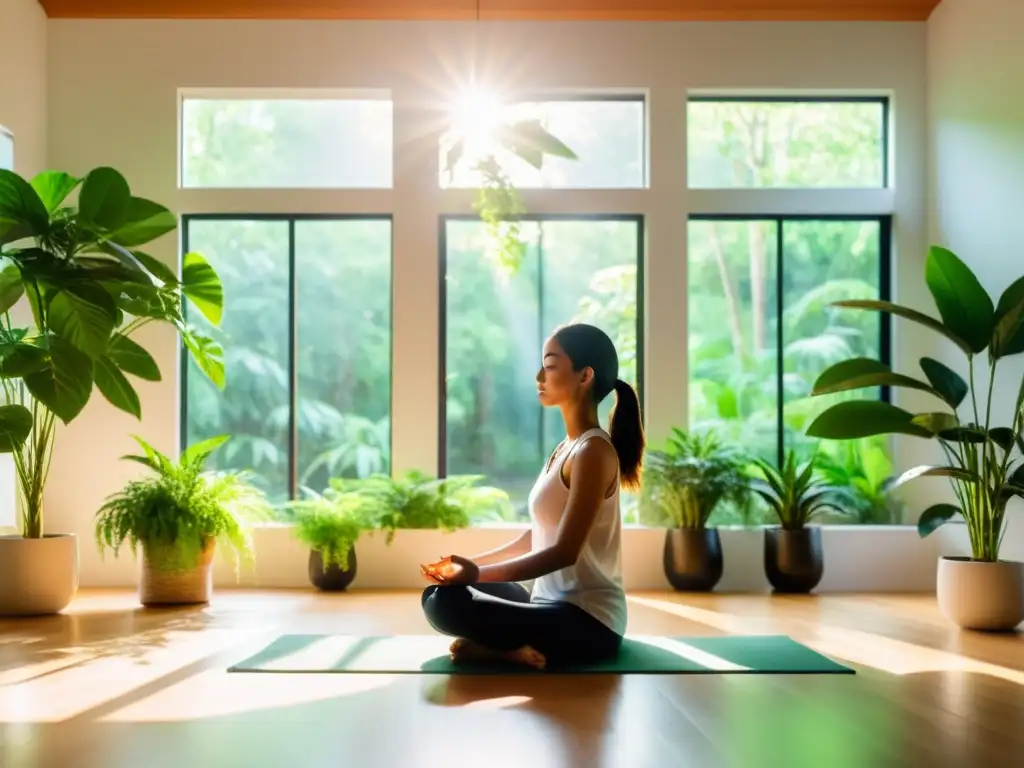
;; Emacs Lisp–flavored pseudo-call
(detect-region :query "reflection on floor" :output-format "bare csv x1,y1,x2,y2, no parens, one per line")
1,590,1021,767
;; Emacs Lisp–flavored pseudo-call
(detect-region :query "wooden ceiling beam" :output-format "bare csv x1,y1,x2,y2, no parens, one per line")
38,0,944,22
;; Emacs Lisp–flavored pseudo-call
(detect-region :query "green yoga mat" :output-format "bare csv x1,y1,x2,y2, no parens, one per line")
227,634,854,675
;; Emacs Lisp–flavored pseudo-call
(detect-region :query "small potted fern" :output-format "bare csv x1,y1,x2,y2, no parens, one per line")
641,428,752,591
753,450,844,594
95,435,272,606
290,485,375,591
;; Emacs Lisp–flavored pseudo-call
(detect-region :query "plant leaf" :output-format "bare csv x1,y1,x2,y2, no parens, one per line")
78,167,132,232
30,171,81,214
181,251,223,325
806,400,934,440
0,404,33,452
23,337,95,424
911,412,960,435
0,339,48,378
919,357,968,409
48,281,118,358
924,246,994,354
832,299,974,356
94,355,141,419
917,503,959,538
991,276,1024,358
893,464,977,488
131,250,179,285
106,333,161,381
988,427,1016,453
108,197,177,248
181,434,230,467
0,169,49,244
810,357,941,400
181,325,225,389
0,262,24,314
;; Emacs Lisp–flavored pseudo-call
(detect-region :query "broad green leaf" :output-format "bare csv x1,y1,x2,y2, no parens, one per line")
924,246,994,354
106,333,161,381
810,357,941,400
987,427,1016,453
0,262,24,314
496,120,577,168
806,400,934,440
938,425,1013,449
78,167,132,231
0,339,48,378
918,357,968,409
893,464,977,488
131,250,178,285
911,412,960,435
181,434,230,467
108,197,177,248
832,299,973,356
23,338,94,424
917,503,960,538
30,171,81,213
48,281,118,359
0,169,49,244
991,276,1024,358
94,355,141,419
181,251,223,325
0,404,33,452
181,326,225,389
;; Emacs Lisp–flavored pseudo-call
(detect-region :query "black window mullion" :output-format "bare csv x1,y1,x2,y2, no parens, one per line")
287,218,298,501
776,217,785,469
537,224,546,455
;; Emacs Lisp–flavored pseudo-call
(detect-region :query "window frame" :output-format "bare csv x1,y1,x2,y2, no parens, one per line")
179,212,395,502
686,95,892,189
436,212,647,478
687,212,893,469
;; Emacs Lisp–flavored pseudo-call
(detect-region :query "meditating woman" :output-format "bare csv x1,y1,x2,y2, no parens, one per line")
420,323,645,670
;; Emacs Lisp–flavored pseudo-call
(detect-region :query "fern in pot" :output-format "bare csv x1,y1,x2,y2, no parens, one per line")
95,435,271,606
753,450,845,594
640,428,752,592
289,485,376,592
806,245,1024,630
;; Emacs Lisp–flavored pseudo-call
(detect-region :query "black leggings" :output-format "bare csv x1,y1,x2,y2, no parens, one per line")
421,582,622,667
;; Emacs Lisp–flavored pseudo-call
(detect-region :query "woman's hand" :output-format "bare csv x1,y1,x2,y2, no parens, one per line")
420,554,479,586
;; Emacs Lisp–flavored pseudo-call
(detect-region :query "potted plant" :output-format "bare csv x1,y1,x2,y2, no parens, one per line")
753,450,843,594
289,483,376,591
640,428,752,591
95,435,270,606
806,245,1024,630
0,167,224,616
332,470,515,542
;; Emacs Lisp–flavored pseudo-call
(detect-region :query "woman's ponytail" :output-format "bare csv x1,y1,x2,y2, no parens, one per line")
609,378,645,490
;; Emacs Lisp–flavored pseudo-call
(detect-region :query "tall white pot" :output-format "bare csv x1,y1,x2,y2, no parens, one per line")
937,556,1024,631
0,533,80,616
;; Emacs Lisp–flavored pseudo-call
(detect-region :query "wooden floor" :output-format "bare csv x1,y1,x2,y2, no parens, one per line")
1,590,1022,768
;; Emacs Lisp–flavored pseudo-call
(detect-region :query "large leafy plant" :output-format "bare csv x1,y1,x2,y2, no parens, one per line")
0,167,224,538
330,470,514,542
806,246,1024,561
441,114,576,272
95,435,271,572
289,488,376,572
752,451,843,531
640,428,752,529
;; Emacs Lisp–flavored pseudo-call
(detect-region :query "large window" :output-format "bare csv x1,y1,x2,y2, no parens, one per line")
180,94,393,188
687,97,888,188
441,216,644,522
182,216,392,512
443,96,647,189
687,216,892,524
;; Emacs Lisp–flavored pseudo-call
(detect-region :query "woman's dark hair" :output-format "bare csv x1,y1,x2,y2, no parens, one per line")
551,323,645,490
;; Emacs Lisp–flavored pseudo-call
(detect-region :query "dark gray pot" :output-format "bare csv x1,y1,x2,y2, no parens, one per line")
663,528,724,592
764,527,823,593
308,548,357,592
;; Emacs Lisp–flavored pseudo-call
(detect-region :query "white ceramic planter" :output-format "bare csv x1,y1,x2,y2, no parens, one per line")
0,533,80,616
937,556,1024,631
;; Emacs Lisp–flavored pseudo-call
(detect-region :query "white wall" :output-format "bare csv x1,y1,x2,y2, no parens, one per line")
0,0,46,532
46,19,934,590
927,0,1024,564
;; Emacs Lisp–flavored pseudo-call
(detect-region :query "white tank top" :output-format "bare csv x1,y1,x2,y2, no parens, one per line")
528,427,627,636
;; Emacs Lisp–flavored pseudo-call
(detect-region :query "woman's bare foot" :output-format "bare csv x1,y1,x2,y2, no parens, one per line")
449,638,546,670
